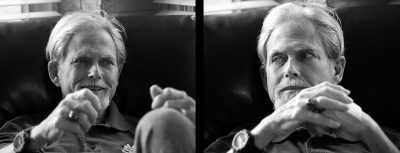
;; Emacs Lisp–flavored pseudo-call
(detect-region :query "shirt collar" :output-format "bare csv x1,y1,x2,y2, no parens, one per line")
103,101,131,132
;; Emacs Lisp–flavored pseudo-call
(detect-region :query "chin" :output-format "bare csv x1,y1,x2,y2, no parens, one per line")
274,91,300,109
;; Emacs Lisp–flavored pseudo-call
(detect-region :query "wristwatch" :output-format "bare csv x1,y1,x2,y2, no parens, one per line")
231,129,260,153
13,127,34,153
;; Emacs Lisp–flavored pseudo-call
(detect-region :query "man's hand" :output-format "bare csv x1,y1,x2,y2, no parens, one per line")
29,89,102,150
319,102,363,141
251,82,353,149
150,85,195,124
320,89,400,153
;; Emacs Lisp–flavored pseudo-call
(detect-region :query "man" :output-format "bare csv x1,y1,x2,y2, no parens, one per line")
206,1,400,153
0,11,195,153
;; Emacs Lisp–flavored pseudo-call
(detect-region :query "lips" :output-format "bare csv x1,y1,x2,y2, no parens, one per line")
279,86,306,93
79,85,106,91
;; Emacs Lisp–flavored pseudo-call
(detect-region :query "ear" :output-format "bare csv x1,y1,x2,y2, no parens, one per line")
333,56,346,84
48,61,61,87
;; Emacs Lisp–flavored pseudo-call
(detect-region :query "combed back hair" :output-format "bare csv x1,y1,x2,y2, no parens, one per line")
45,10,126,68
257,0,344,65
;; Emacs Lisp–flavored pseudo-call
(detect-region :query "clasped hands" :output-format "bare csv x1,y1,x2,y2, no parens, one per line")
252,82,368,149
29,85,195,150
149,85,196,124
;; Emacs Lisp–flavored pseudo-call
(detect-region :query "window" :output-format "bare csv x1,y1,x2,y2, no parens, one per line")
153,0,195,15
0,0,61,22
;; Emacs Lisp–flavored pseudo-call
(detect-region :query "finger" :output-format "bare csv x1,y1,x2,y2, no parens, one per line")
76,113,91,132
311,85,353,104
74,100,98,124
162,87,187,98
313,96,349,112
182,109,196,124
75,89,102,112
301,111,341,129
150,84,163,99
313,82,350,95
152,88,187,109
163,99,194,111
56,111,85,135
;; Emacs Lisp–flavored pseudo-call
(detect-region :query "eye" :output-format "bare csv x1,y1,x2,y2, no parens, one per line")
74,57,90,65
298,51,316,61
100,59,115,66
271,54,286,64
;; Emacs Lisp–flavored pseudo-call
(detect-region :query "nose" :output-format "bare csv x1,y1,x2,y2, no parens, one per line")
283,58,300,78
88,63,101,80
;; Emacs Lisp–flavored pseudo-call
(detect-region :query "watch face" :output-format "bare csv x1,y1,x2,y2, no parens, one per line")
13,132,25,152
232,130,250,150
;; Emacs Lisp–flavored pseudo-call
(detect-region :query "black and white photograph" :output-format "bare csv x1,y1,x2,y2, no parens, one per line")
1,0,400,153
0,0,195,152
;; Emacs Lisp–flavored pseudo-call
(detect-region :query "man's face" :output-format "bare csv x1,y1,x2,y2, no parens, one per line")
264,19,336,109
57,28,120,111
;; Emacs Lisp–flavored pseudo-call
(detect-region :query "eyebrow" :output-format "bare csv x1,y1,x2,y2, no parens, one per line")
270,44,317,54
74,52,116,59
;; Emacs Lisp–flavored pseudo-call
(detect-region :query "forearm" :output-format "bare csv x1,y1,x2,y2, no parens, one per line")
251,117,275,150
361,114,400,153
0,127,46,153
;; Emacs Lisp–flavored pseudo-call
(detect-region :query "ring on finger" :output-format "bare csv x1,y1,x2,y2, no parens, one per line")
307,98,323,113
68,109,79,122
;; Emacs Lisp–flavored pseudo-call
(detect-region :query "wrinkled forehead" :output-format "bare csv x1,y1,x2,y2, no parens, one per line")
266,19,323,55
67,28,117,58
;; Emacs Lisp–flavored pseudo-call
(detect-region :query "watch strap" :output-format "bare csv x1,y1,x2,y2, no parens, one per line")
13,127,38,153
232,129,261,153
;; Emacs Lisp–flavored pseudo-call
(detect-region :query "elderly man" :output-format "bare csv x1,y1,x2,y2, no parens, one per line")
206,1,400,153
0,11,195,153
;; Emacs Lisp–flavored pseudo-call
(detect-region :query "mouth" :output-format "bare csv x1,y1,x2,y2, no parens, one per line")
79,85,106,92
279,86,306,93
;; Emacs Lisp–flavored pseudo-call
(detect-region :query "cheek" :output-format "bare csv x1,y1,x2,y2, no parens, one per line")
305,63,335,85
104,68,120,87
266,69,279,97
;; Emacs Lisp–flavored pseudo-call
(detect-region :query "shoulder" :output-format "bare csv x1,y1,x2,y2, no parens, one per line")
0,114,47,148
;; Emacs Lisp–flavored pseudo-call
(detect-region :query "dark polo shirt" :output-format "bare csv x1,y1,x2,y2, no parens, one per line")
205,124,400,153
0,102,139,153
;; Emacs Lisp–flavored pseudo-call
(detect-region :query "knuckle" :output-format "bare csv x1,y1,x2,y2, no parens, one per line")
81,88,91,95
82,100,90,107
315,96,326,102
65,93,74,99
322,81,330,86
164,88,174,94
181,90,187,95
321,86,331,93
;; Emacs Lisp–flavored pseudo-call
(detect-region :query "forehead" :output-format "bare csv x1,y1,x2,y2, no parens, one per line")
266,19,324,56
67,28,117,58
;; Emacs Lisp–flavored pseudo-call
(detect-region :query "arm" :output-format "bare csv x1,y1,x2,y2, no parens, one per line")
0,130,46,153
359,114,399,153
321,100,399,153
0,89,102,152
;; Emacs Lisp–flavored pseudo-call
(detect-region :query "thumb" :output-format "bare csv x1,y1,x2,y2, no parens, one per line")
150,84,163,99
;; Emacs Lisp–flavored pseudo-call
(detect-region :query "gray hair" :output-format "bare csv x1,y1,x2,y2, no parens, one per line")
257,1,344,65
45,10,126,68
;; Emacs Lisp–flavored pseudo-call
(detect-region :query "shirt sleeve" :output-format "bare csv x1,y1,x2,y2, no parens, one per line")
204,132,236,153
0,115,44,149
